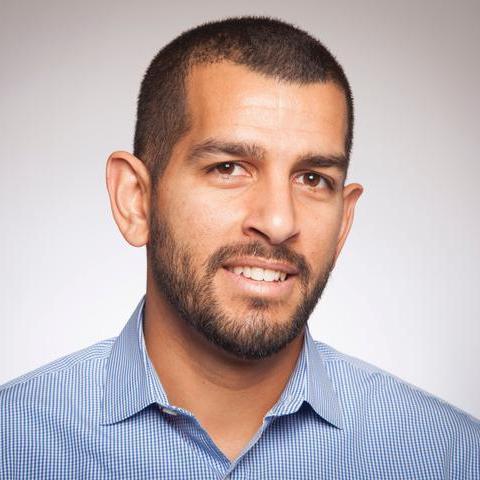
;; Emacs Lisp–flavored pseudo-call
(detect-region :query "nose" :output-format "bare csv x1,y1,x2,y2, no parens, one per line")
241,177,300,245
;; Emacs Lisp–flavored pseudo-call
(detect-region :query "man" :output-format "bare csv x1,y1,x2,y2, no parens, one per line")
1,16,478,479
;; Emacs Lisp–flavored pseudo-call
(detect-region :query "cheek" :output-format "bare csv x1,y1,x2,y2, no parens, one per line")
165,190,240,251
302,207,343,258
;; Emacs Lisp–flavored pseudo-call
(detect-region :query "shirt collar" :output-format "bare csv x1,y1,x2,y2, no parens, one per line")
102,297,344,430
102,296,167,425
268,324,344,429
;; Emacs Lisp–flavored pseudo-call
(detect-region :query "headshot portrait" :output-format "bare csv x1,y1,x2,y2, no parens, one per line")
1,1,479,479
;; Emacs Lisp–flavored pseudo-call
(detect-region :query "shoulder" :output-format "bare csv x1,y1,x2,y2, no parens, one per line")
308,340,479,477
314,341,479,476
0,337,116,407
315,340,480,440
0,337,117,475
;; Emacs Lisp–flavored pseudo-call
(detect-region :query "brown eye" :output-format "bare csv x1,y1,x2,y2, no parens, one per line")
216,162,235,175
303,172,324,187
295,172,332,191
210,162,247,177
305,173,320,186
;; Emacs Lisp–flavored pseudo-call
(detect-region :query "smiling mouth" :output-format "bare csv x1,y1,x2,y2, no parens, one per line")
220,266,297,301
224,265,291,282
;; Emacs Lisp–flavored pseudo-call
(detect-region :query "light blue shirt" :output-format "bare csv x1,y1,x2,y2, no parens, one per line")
1,297,479,479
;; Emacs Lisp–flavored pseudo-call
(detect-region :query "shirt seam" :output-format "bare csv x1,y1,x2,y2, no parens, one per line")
0,341,115,393
324,356,479,424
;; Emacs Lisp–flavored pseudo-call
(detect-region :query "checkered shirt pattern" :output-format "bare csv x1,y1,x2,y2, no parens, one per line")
1,296,479,479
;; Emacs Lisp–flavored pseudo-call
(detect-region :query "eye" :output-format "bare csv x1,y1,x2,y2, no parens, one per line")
209,162,247,177
296,172,332,190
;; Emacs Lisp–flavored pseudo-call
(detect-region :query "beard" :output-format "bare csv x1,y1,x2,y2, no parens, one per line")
148,208,335,360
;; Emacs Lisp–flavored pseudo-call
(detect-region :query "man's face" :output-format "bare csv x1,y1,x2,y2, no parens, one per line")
148,62,351,360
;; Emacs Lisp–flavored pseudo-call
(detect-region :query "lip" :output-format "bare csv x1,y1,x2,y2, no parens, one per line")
221,266,296,299
222,257,299,275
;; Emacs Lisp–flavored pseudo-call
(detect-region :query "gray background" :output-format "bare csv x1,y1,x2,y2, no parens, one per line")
1,0,479,418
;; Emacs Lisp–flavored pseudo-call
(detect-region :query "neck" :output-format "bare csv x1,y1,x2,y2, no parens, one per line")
143,279,305,429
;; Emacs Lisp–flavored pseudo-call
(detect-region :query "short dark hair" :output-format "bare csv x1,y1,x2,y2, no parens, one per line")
134,16,353,187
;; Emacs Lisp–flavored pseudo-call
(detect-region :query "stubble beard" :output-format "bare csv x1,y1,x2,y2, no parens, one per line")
148,208,335,360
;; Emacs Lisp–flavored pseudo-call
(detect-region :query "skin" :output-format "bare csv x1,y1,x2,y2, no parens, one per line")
106,62,363,461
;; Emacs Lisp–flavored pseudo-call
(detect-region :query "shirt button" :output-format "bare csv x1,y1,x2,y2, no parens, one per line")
162,407,178,416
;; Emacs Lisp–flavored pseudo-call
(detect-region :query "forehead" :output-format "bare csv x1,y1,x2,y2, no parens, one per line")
183,62,348,157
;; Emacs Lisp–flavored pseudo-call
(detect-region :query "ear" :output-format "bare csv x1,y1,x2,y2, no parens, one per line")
333,182,364,264
105,151,151,247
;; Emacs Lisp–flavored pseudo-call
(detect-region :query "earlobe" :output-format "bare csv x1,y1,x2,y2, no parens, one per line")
333,183,364,264
105,151,151,247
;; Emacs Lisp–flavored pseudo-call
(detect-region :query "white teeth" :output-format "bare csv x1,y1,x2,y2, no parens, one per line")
228,266,288,282
233,266,243,276
250,267,264,281
263,269,277,282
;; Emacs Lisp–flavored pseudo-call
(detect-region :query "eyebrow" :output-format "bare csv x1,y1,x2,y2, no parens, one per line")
187,139,266,163
296,152,348,172
186,138,348,173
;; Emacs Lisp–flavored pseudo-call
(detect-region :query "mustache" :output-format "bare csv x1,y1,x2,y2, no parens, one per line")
205,240,311,284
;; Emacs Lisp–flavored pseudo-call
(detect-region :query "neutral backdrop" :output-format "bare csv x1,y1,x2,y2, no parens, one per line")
1,0,479,418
